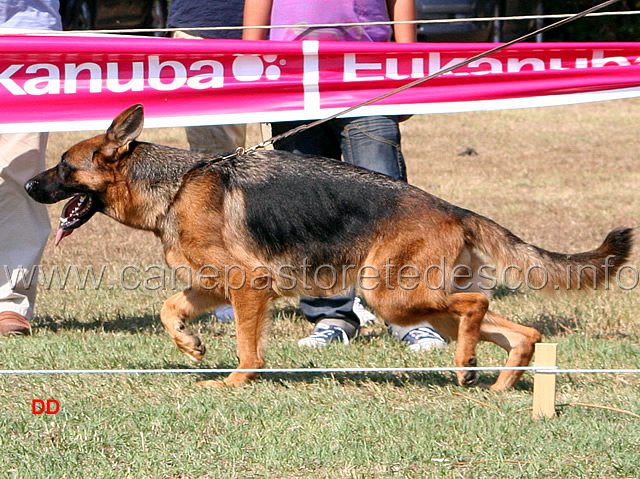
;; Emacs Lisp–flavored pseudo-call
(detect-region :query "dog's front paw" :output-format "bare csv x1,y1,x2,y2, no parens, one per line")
175,334,206,362
195,373,256,388
196,379,227,388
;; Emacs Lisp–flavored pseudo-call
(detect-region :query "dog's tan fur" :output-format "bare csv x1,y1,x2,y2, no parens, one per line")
25,105,633,390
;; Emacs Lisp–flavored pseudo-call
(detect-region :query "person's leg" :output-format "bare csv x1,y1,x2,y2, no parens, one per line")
272,121,341,160
0,133,51,334
271,121,361,345
387,323,448,352
185,123,247,156
338,116,447,351
297,293,361,346
338,115,407,181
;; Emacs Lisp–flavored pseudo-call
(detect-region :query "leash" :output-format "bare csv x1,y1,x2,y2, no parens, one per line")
229,0,621,158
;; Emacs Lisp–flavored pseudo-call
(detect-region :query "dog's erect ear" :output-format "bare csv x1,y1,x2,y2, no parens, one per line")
105,104,144,149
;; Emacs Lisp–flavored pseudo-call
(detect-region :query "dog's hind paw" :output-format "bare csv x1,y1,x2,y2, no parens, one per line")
457,357,479,387
460,370,479,387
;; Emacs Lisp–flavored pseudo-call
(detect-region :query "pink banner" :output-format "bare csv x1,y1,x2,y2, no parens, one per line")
1,34,639,133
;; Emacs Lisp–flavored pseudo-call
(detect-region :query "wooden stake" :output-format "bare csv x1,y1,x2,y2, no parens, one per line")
532,343,558,419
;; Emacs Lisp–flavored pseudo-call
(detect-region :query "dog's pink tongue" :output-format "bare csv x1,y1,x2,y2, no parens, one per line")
54,227,73,246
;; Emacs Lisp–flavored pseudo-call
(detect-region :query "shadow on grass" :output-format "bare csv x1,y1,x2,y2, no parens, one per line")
529,313,580,336
122,358,459,388
32,313,162,334
193,370,534,391
31,311,225,334
265,371,533,391
121,359,534,391
491,285,523,300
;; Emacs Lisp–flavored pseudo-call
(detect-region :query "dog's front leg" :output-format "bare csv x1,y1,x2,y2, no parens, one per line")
160,288,222,362
199,285,273,388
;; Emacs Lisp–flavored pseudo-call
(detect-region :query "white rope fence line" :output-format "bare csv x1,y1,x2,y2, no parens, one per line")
24,10,640,36
1,366,640,375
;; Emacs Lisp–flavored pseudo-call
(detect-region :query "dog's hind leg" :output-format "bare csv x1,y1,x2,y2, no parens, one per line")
443,292,489,387
395,305,541,390
365,288,488,388
444,248,541,389
160,288,223,362
478,311,542,391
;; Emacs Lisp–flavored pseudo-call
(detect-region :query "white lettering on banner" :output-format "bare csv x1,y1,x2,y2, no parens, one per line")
106,62,145,92
507,58,545,72
0,64,25,95
187,60,224,89
24,63,60,95
344,53,384,81
386,58,409,80
411,58,424,78
64,62,102,94
468,57,503,75
0,57,229,95
0,49,638,98
342,49,640,82
428,53,467,76
549,59,569,70
148,56,187,91
591,50,631,67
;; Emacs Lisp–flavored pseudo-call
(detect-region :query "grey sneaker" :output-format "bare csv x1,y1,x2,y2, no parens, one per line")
298,323,352,348
402,326,447,352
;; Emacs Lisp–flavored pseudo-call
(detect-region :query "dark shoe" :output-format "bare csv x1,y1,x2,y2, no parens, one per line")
0,312,31,336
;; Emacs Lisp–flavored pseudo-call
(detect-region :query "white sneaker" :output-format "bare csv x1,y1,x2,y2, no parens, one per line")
298,323,351,348
401,326,447,352
353,297,376,327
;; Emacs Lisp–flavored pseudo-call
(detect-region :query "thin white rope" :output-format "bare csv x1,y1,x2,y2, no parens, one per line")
1,366,640,375
0,366,538,375
16,10,640,36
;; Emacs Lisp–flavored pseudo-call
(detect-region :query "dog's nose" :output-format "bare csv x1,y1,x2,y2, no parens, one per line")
24,179,38,194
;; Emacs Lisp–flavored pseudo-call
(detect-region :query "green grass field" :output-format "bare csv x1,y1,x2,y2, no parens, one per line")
1,99,639,478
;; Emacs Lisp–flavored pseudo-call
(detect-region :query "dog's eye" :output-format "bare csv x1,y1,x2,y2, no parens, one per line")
57,161,77,180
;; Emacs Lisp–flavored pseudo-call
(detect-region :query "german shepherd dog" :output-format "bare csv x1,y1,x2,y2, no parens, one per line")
25,105,632,390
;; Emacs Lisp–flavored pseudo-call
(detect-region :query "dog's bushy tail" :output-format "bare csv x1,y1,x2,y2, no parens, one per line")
462,214,633,291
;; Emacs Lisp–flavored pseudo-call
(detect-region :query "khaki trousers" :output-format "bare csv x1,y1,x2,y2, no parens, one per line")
0,133,51,319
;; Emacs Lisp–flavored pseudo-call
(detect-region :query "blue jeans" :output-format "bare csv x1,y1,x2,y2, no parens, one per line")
272,116,407,181
271,116,407,327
